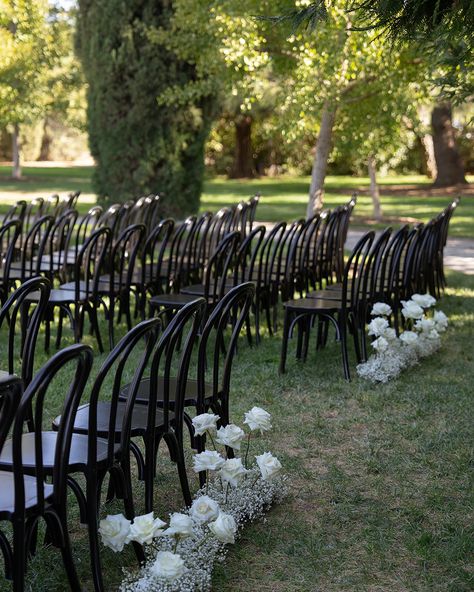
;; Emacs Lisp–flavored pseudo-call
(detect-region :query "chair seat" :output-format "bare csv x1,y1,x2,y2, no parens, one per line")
60,279,122,294
149,293,198,309
284,297,340,312
0,432,114,472
26,288,90,304
306,289,342,300
53,401,174,437
0,472,53,514
119,376,213,406
180,284,206,297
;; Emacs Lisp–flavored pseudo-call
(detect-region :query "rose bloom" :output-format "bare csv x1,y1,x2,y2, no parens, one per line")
401,300,424,320
426,329,440,340
371,302,392,317
255,452,282,481
151,551,187,581
411,293,436,308
219,458,248,487
243,406,272,433
372,336,389,353
368,317,389,337
400,331,418,345
414,318,436,333
99,514,131,552
192,450,225,473
127,512,166,545
433,310,448,332
163,513,194,538
192,413,219,436
190,496,220,524
209,512,237,544
381,327,397,343
216,424,246,451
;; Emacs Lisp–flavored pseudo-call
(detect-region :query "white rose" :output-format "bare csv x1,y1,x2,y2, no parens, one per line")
151,551,187,581
411,293,436,308
163,513,194,538
190,496,220,524
372,336,389,353
400,331,418,345
192,413,219,436
243,406,272,433
219,458,248,487
368,317,389,337
381,327,397,343
255,452,282,481
433,310,448,332
401,300,424,320
99,514,131,552
126,512,166,545
216,424,246,451
371,302,392,317
414,318,435,333
192,450,225,473
209,512,237,544
426,329,440,340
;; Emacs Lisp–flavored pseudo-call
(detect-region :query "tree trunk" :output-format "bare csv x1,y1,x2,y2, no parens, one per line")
367,155,382,221
12,123,21,179
421,133,437,179
230,115,255,178
38,117,53,161
307,106,336,218
431,103,467,186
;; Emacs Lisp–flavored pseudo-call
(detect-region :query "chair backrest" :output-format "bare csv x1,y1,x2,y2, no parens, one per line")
256,221,287,290
364,227,392,301
74,226,112,299
0,277,51,386
232,225,266,286
23,198,45,233
86,317,161,466
0,220,22,291
247,194,260,232
73,206,103,259
197,282,255,422
0,375,22,451
3,200,27,226
202,231,241,303
341,231,375,310
140,218,175,293
43,209,78,277
110,223,146,292
167,216,197,291
97,203,123,237
20,215,54,281
148,298,205,435
11,344,93,514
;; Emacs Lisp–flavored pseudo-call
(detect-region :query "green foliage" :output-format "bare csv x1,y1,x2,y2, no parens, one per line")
76,1,216,214
0,0,52,127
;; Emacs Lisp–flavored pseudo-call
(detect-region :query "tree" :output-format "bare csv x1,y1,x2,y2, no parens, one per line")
0,0,51,178
76,1,218,214
264,1,429,217
431,103,467,186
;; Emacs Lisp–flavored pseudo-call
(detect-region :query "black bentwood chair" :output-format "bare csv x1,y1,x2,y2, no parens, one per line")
279,231,375,380
116,298,206,512
0,277,51,399
50,318,160,592
120,282,255,448
0,346,93,592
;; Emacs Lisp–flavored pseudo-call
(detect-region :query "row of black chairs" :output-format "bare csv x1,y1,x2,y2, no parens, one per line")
0,277,254,591
279,197,459,379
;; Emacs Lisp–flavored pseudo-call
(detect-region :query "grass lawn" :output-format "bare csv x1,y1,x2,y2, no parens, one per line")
0,270,472,591
0,165,473,238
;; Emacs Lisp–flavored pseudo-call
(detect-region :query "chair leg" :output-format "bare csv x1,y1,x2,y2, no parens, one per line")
89,307,104,353
339,320,351,381
279,308,291,374
12,520,26,592
57,513,82,592
86,479,105,592
163,433,192,507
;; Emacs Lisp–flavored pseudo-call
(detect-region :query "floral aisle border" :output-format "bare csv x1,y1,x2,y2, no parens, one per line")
100,407,287,591
357,293,449,383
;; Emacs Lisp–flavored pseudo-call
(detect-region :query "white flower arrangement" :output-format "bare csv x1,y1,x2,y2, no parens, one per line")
357,297,448,383
100,407,287,592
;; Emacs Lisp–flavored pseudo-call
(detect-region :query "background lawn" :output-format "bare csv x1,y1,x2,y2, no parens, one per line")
1,165,473,238
0,270,472,591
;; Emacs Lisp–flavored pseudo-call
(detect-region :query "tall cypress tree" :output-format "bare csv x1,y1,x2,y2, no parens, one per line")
76,0,214,215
